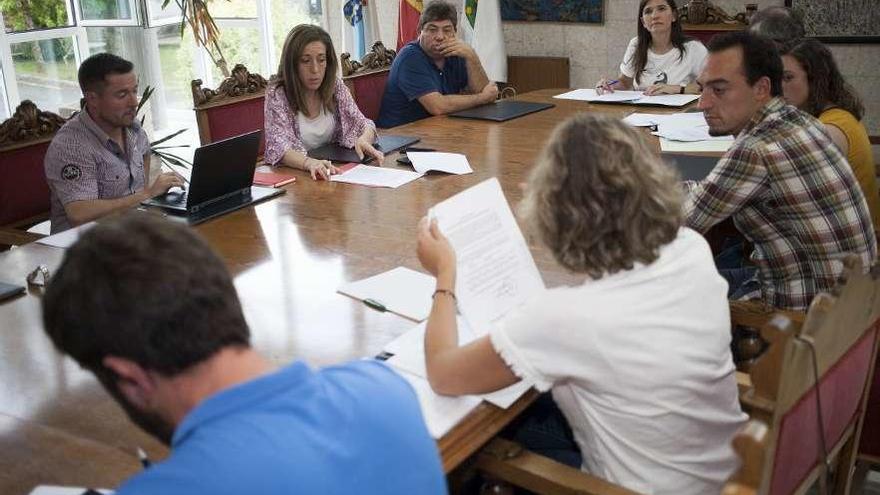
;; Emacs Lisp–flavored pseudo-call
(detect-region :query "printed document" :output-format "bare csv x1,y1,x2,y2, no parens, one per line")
554,88,699,107
36,221,96,249
429,178,545,336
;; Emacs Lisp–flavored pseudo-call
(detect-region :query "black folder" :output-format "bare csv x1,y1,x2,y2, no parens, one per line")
308,134,420,163
449,100,554,122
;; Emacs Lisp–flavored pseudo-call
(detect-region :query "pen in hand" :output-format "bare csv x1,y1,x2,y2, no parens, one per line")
137,447,152,469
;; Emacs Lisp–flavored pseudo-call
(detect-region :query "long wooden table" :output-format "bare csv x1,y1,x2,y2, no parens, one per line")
0,89,688,494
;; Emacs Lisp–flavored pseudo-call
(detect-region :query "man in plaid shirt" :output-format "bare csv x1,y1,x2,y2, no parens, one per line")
686,32,876,311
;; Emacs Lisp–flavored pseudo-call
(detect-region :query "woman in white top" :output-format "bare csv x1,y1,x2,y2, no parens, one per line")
596,0,707,95
264,24,383,180
416,114,746,495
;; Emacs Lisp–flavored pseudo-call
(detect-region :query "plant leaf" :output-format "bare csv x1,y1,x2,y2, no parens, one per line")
150,128,188,147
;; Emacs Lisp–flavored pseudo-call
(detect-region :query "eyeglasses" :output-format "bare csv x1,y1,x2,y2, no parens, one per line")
26,265,50,287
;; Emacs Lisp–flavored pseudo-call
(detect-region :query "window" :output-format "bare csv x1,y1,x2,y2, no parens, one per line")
0,0,74,33
145,0,182,26
10,36,79,116
78,0,137,23
270,0,322,67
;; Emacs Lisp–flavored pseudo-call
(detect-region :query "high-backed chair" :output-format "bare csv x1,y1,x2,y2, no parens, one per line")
723,420,770,495
340,41,396,123
736,255,880,495
191,64,268,159
0,100,66,248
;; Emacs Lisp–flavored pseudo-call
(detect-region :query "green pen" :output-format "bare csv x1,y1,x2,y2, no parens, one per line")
363,298,387,312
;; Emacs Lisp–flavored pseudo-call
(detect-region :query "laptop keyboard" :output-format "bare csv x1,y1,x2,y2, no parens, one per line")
165,190,188,204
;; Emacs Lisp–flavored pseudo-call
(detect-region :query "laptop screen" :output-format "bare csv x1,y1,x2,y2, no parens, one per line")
187,130,261,208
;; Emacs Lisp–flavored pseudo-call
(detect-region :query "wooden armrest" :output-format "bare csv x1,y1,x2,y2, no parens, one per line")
736,371,752,396
730,300,805,329
475,438,642,495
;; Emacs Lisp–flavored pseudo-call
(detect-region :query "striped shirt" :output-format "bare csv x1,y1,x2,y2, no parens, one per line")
44,109,149,233
685,97,876,310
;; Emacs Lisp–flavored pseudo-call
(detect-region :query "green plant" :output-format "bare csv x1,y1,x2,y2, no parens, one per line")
163,0,231,77
137,85,192,171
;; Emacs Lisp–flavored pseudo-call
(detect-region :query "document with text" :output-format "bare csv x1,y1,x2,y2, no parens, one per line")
429,178,546,336
554,88,699,107
406,152,474,175
330,165,423,188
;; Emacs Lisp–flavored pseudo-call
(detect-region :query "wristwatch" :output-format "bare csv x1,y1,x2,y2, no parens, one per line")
679,84,687,94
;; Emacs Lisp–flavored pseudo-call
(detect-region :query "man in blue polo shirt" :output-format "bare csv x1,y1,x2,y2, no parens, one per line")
377,0,498,128
41,214,447,495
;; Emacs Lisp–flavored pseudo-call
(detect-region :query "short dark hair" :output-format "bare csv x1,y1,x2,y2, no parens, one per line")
42,214,251,376
418,1,458,31
78,52,134,94
708,31,783,97
748,6,805,44
780,38,864,121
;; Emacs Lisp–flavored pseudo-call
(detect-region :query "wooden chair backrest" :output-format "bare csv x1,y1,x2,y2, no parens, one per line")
0,100,65,228
723,420,770,495
192,64,267,158
340,43,395,123
741,255,880,494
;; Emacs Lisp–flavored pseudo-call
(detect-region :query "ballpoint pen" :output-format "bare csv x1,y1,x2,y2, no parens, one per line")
137,447,152,469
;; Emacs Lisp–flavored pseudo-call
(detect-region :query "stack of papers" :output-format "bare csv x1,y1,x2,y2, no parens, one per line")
338,267,435,321
406,152,473,175
554,88,699,107
330,164,423,188
622,112,736,152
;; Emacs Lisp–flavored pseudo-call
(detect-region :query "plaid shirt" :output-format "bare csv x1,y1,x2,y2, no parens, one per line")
685,97,876,310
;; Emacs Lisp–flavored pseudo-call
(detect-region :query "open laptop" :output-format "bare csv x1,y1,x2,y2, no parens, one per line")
141,130,284,225
449,100,554,122
661,153,720,182
307,134,420,163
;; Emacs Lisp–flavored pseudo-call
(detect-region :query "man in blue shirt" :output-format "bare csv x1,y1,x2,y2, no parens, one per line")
41,214,447,495
378,0,498,128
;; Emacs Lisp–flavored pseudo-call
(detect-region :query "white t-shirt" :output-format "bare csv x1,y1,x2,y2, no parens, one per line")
296,107,336,150
619,37,708,89
489,227,747,495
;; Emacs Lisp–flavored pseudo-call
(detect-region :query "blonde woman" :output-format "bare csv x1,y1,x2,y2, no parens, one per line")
416,114,746,495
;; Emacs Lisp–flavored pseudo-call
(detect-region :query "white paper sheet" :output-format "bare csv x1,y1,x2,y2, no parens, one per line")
35,221,96,249
622,112,665,127
330,165,423,188
338,267,435,321
406,152,473,175
392,368,481,439
429,178,546,337
659,137,735,153
385,317,533,409
29,487,113,495
554,89,699,107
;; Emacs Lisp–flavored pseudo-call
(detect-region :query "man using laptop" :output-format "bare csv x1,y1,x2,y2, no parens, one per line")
41,214,447,494
44,53,183,233
377,1,498,128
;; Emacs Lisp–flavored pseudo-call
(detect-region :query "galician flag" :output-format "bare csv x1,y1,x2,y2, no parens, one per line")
457,0,507,82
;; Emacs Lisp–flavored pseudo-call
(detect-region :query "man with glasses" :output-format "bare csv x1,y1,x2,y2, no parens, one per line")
377,1,498,128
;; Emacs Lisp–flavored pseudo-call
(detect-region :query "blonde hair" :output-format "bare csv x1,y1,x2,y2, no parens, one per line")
520,114,684,278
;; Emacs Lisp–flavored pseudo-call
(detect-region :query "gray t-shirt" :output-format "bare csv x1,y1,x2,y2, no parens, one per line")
44,110,149,233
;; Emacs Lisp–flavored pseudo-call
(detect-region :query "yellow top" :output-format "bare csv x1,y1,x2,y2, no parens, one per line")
820,108,880,234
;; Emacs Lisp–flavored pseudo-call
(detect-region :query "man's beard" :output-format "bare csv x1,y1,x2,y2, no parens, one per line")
96,369,175,446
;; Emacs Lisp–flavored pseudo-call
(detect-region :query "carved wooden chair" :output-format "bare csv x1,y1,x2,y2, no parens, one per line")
340,42,396,123
735,254,880,495
722,420,770,495
0,100,66,248
730,300,806,372
191,63,268,160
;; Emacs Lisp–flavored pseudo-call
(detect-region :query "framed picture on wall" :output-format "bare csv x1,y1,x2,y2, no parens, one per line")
501,0,603,23
785,0,880,43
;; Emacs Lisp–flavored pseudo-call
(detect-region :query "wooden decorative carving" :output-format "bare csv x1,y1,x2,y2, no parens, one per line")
191,64,268,106
341,41,396,77
0,100,66,147
679,0,748,25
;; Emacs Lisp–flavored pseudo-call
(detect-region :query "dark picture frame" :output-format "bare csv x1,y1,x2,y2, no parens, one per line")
785,0,880,43
501,0,603,24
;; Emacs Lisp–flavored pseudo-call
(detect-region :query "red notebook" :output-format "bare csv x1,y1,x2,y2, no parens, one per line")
253,171,296,188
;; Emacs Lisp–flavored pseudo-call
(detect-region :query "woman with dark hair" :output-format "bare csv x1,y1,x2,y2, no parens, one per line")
596,0,706,95
264,24,383,180
415,114,745,494
781,38,880,232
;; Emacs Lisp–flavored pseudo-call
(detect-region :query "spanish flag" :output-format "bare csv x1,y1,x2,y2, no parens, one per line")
397,0,423,50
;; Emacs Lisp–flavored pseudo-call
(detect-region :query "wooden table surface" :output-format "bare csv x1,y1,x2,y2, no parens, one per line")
0,89,690,494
